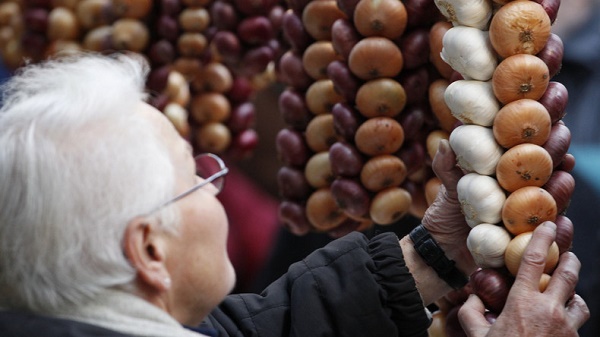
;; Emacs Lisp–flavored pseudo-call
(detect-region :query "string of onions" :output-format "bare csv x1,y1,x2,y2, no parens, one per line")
433,0,571,327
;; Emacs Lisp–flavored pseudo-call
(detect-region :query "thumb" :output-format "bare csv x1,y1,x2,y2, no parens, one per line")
431,139,462,197
458,294,491,337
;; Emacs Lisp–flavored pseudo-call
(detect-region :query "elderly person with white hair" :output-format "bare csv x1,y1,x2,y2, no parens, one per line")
0,52,589,337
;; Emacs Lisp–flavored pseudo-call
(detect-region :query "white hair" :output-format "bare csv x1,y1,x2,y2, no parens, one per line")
0,52,179,312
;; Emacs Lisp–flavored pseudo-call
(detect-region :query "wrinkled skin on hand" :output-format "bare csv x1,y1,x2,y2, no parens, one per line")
422,139,475,274
458,222,590,337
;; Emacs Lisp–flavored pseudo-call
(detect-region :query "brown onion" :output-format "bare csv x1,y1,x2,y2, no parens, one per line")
492,54,550,105
429,79,460,133
303,41,341,80
504,231,560,276
493,99,551,148
356,78,407,118
426,129,450,161
354,117,405,156
302,0,346,41
360,154,407,192
496,143,553,192
489,0,551,58
502,186,557,235
304,151,334,188
429,20,454,79
305,79,344,115
543,170,575,215
353,0,407,40
348,36,404,80
305,114,339,152
306,187,348,231
369,187,411,225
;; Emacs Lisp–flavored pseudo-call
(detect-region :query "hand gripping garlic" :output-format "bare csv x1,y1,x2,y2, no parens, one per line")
434,0,493,30
449,124,504,175
457,173,506,227
444,80,500,126
441,26,498,81
467,223,512,268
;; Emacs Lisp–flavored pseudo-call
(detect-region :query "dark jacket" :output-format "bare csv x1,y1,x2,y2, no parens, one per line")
0,232,430,337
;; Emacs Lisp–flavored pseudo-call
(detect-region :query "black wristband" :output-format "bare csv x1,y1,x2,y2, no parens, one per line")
409,224,468,290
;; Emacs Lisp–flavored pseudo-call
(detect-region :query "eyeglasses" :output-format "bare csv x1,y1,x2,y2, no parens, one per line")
148,153,229,214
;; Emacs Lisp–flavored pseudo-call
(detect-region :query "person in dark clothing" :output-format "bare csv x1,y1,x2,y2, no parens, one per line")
0,52,589,337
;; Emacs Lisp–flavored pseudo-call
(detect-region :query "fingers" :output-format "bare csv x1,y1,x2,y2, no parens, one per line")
545,251,581,303
566,294,591,331
513,222,556,290
431,139,462,195
458,294,491,337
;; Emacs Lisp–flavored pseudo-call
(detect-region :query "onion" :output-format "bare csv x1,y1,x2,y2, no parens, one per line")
305,79,344,115
353,0,407,40
538,81,569,124
305,114,340,152
330,177,371,218
429,79,460,133
504,231,560,276
332,102,364,141
303,41,341,80
532,0,561,24
354,117,405,156
426,129,450,161
493,99,551,148
328,60,361,103
502,186,557,235
331,18,361,60
301,0,346,41
369,187,411,225
279,201,312,236
306,188,348,231
489,0,551,58
348,36,404,80
328,141,365,177
356,78,407,118
429,20,454,79
399,28,430,70
277,166,313,201
304,152,334,188
536,33,564,79
496,143,554,192
542,122,572,168
492,54,550,105
554,215,574,254
543,170,575,215
470,268,512,314
360,154,407,192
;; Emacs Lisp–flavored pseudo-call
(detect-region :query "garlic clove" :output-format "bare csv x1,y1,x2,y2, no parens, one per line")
434,0,493,30
441,26,498,81
450,124,504,175
457,173,507,227
444,80,500,126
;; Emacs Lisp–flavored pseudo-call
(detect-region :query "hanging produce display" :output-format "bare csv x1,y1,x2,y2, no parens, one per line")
0,0,573,335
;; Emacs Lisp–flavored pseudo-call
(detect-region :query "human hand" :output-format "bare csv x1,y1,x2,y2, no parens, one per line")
421,139,475,275
458,222,590,337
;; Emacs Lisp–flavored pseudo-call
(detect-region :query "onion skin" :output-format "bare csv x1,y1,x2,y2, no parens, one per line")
398,28,430,70
542,122,572,169
331,18,361,60
332,102,364,142
327,60,361,103
397,66,430,106
536,33,564,79
543,170,575,215
329,141,364,178
282,10,313,53
502,186,558,235
279,201,312,236
470,268,512,314
348,36,404,80
493,98,551,148
554,215,575,254
277,166,313,201
306,188,348,231
429,21,454,79
330,177,371,218
276,128,310,167
495,143,554,192
533,0,561,24
505,231,560,276
492,54,550,105
538,81,569,124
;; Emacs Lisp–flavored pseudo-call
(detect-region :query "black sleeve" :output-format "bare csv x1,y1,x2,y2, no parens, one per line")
200,232,431,337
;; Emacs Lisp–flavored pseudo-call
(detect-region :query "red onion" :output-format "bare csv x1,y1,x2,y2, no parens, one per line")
279,201,311,236
469,268,512,314
536,33,564,78
533,0,561,23
543,170,575,215
543,122,572,168
555,215,574,254
538,81,569,124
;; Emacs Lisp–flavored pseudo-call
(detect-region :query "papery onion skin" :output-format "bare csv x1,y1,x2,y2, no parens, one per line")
355,117,405,156
360,154,408,192
554,215,575,254
429,20,455,79
492,54,550,105
470,268,512,314
502,186,558,235
543,170,575,215
306,187,348,231
493,99,551,148
538,81,569,124
496,143,554,192
429,79,460,133
533,0,561,24
279,201,312,236
542,122,572,168
504,231,560,275
348,36,404,80
353,0,408,40
369,187,411,225
489,0,551,58
330,177,371,218
536,33,564,79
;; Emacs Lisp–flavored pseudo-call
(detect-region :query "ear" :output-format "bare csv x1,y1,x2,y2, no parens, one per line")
123,217,172,293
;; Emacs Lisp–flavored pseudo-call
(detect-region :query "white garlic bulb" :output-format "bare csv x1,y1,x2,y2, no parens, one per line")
444,80,500,127
467,223,512,268
457,173,506,227
449,124,504,175
434,0,493,30
441,26,498,81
